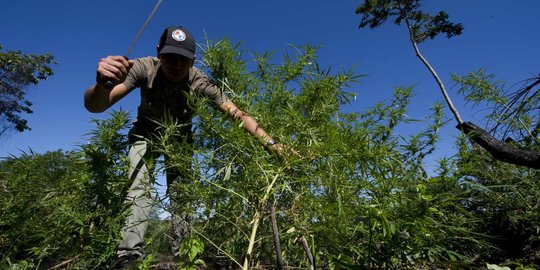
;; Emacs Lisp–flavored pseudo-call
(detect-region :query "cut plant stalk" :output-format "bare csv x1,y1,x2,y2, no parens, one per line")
243,173,281,270
298,236,315,270
270,202,284,270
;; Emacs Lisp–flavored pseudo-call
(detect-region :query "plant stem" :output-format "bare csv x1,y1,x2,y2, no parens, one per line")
243,209,261,270
270,202,284,270
298,236,315,270
243,173,281,270
47,255,80,270
192,228,242,268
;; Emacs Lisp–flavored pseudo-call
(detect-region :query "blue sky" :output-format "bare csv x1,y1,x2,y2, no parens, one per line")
1,0,539,163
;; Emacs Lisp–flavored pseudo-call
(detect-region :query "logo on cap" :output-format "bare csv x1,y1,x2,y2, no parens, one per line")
171,29,186,41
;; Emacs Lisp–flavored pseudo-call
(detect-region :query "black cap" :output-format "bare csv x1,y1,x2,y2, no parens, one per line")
157,26,196,59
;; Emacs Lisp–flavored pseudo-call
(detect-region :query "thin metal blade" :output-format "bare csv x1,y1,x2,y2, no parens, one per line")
125,0,162,57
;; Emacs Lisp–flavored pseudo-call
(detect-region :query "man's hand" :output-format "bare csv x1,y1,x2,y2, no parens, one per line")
267,142,285,156
266,142,301,160
96,56,133,87
85,56,133,113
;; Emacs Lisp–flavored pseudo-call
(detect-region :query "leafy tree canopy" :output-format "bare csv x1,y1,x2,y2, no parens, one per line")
0,45,55,138
356,0,464,43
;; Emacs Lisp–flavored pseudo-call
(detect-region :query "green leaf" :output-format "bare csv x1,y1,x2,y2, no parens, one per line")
487,264,511,270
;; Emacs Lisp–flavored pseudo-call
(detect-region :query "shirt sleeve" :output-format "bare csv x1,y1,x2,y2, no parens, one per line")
190,67,230,106
122,58,147,91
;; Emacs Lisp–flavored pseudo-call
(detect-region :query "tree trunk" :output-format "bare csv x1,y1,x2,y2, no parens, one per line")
405,19,463,125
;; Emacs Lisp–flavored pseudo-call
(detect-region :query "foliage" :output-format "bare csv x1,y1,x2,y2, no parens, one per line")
449,69,539,267
146,38,488,269
355,0,463,43
451,71,539,266
0,111,131,269
0,45,55,138
452,70,540,148
354,0,540,265
2,35,538,270
456,130,540,266
0,150,86,269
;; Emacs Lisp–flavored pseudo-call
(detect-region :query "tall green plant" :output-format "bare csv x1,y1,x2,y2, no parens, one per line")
452,71,540,266
147,38,486,269
0,150,85,269
0,110,132,269
453,70,539,148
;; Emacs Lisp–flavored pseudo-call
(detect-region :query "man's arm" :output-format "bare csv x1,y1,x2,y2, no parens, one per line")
219,101,283,154
84,83,130,113
84,56,133,113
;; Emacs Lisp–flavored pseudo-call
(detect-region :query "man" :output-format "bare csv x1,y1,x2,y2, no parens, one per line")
84,25,282,267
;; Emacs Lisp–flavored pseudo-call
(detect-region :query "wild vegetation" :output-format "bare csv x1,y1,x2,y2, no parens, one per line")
1,2,539,269
1,36,538,270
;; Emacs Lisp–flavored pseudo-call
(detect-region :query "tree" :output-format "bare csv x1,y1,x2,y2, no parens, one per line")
0,45,55,138
355,0,540,169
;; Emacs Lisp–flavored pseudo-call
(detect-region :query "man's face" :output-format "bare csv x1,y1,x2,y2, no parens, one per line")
159,53,194,82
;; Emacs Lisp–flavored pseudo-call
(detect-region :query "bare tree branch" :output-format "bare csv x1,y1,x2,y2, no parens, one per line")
458,121,540,169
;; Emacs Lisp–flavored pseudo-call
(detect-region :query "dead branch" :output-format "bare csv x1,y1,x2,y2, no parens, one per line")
457,121,540,169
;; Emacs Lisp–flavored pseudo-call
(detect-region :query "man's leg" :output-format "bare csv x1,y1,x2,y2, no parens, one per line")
117,140,158,260
165,151,193,256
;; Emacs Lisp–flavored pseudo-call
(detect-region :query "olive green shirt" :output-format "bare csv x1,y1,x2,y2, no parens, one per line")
123,57,229,127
